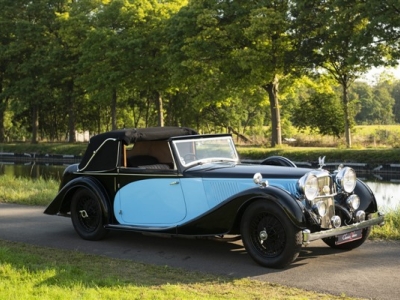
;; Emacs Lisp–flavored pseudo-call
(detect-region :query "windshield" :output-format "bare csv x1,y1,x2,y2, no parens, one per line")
173,136,239,167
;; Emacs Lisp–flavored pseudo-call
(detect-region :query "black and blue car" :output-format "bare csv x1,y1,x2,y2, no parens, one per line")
44,126,384,268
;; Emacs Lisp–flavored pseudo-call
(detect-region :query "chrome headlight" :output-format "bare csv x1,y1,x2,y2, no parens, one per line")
346,194,360,211
313,201,327,217
298,173,319,201
336,167,357,193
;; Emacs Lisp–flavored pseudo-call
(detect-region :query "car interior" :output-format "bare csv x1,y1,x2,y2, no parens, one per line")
124,141,174,169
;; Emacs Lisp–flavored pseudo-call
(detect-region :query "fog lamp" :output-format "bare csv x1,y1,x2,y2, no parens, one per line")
356,210,366,222
313,201,327,217
346,194,361,211
331,215,341,228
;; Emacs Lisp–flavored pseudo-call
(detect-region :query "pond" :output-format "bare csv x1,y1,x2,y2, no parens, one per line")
0,163,399,211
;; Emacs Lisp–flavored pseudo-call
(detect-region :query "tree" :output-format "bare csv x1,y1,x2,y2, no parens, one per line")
166,0,298,146
292,0,394,147
362,0,400,62
391,80,400,123
352,82,375,124
289,76,345,137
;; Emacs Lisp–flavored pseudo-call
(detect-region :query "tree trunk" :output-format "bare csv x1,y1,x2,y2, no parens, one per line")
111,88,117,130
341,80,352,148
31,104,39,144
157,91,164,127
263,76,282,147
0,78,8,143
67,80,76,143
0,95,8,142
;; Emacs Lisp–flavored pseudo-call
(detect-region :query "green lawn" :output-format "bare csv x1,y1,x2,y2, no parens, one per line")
0,240,359,300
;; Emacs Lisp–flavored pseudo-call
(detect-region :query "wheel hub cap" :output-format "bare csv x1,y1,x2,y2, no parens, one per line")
259,229,268,243
79,210,89,218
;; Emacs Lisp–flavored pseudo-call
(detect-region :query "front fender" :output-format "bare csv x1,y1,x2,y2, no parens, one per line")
43,176,111,222
177,185,306,235
354,179,378,213
241,186,306,228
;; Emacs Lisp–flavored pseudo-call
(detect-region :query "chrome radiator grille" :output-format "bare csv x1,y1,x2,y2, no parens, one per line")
317,175,334,196
315,175,335,229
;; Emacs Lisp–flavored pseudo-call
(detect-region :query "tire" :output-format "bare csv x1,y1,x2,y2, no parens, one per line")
322,226,371,250
241,200,302,268
71,188,108,240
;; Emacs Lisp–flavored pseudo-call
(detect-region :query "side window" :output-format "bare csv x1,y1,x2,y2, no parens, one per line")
125,141,174,169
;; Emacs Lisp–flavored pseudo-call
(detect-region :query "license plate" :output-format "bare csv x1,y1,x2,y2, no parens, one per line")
335,229,363,245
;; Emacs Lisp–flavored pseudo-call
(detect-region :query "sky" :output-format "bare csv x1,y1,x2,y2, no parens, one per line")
360,65,400,84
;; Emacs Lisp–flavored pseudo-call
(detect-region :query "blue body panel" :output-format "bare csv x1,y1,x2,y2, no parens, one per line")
113,176,299,227
115,179,186,225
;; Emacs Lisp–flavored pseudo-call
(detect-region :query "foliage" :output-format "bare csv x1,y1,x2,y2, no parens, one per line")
0,0,400,144
371,210,400,240
292,0,398,147
288,76,345,137
0,175,59,206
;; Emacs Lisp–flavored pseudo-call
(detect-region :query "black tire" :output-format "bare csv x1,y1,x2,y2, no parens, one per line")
322,226,371,250
71,188,108,240
241,200,302,268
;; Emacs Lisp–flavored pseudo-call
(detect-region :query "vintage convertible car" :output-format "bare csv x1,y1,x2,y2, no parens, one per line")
44,126,384,268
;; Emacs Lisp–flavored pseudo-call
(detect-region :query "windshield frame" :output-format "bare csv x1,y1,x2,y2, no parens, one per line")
171,135,240,168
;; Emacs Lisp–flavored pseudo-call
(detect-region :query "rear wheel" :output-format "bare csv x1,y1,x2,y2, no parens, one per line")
71,188,108,240
322,226,371,250
241,200,302,268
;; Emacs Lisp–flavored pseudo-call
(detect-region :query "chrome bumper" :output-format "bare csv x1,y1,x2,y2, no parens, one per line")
302,212,385,245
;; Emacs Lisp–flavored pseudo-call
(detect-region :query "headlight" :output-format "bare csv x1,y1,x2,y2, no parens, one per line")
313,201,327,217
298,173,319,201
336,167,357,193
346,194,360,210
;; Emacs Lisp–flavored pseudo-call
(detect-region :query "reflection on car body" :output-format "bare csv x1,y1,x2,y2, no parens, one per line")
44,126,384,268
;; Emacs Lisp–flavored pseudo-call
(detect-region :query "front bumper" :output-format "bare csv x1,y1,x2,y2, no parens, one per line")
302,212,385,245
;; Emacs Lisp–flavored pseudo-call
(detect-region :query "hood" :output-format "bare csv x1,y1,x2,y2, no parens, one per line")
184,162,314,179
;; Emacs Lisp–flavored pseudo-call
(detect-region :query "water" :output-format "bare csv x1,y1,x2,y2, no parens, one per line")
0,163,65,181
0,163,398,211
364,181,400,212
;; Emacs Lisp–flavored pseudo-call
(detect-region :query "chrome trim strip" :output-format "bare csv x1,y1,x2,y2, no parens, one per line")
105,224,176,231
302,212,384,244
78,138,117,171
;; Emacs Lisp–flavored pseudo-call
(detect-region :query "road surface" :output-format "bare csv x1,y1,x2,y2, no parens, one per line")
1,203,399,300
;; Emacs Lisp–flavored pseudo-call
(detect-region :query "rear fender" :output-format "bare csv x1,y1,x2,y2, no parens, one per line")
44,177,111,222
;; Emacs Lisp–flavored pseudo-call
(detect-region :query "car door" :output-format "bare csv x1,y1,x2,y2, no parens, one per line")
114,176,187,226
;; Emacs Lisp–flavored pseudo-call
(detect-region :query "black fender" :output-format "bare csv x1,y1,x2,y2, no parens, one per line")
43,176,111,223
236,186,306,229
261,156,297,167
354,179,378,213
176,185,306,235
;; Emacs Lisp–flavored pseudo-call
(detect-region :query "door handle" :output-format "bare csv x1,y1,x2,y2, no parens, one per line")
170,181,179,185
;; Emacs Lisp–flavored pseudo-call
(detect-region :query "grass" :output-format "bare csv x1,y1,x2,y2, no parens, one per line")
0,239,359,300
0,175,59,206
371,210,400,240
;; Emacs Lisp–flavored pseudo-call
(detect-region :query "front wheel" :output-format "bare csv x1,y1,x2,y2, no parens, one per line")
241,200,302,268
71,188,108,240
322,226,371,250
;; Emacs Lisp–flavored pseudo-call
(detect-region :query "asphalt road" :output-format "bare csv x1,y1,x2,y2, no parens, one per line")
1,203,399,300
